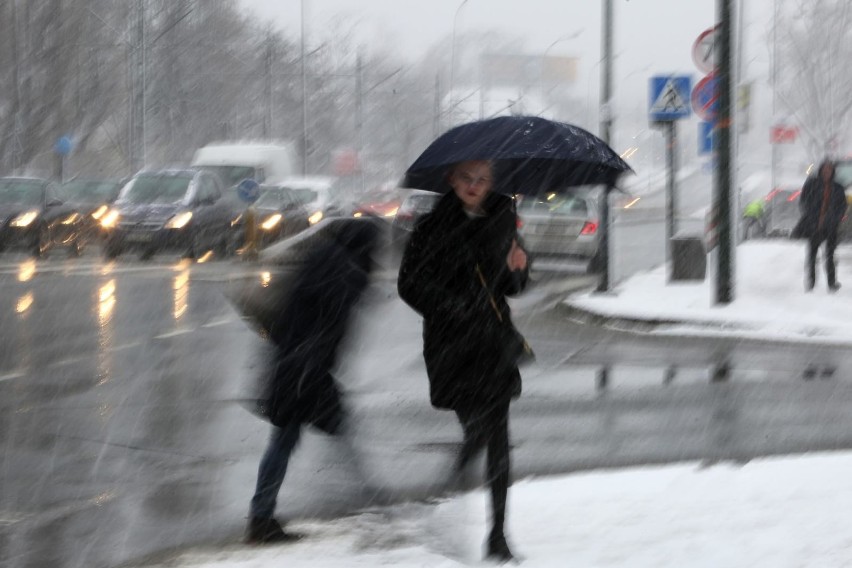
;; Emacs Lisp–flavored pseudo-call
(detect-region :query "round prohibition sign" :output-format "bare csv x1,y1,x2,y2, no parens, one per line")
692,26,718,75
692,73,719,123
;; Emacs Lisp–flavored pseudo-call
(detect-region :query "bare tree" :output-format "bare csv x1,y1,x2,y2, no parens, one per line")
774,0,852,159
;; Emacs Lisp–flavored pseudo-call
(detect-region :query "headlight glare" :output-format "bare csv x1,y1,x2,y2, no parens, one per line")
260,214,282,230
165,211,193,229
11,211,38,227
91,205,108,220
308,211,323,225
101,210,120,228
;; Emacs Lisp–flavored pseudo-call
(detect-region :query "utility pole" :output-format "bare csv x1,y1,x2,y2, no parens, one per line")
714,0,735,304
596,0,614,293
433,73,441,137
264,33,274,138
300,0,308,176
130,0,145,173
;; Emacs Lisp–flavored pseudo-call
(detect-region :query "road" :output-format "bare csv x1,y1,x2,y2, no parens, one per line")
2,192,851,568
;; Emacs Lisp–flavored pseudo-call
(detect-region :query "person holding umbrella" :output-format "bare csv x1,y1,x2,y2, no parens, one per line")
398,159,529,562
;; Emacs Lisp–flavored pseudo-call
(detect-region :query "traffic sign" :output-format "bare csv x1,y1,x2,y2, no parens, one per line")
691,74,719,123
698,121,715,155
692,26,718,75
648,75,692,122
54,135,73,156
237,178,260,203
770,125,798,144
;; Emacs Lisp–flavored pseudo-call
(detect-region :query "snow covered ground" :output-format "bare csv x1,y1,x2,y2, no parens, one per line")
141,239,852,567
569,240,852,345
143,450,852,567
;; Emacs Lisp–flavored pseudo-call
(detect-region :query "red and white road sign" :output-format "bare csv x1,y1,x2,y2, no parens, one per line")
770,125,798,144
692,26,718,75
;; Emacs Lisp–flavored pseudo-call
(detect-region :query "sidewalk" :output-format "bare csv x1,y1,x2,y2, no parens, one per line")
141,450,852,567
137,239,852,568
566,240,852,345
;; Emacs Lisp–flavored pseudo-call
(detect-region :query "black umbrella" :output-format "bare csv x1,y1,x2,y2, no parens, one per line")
403,115,633,195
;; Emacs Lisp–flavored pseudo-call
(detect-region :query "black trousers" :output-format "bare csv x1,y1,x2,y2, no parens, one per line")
454,399,511,538
807,227,839,287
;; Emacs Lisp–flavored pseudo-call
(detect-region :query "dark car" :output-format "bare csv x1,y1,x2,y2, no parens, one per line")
101,169,239,260
62,178,123,240
835,157,852,240
517,186,604,273
390,189,440,249
234,184,311,249
0,177,86,258
763,186,801,237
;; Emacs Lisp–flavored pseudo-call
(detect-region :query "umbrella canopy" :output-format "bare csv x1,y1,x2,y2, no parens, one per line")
403,115,632,195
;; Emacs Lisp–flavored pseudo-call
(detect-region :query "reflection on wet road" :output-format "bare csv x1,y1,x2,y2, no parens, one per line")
1,251,851,568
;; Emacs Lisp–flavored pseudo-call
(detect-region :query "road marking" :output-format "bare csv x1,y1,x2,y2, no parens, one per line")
154,328,195,339
201,317,235,328
0,369,26,382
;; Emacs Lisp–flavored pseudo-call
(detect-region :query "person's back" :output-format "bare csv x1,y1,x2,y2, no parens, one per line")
246,218,379,543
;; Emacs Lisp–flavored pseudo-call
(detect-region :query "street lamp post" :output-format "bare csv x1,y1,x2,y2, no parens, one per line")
448,0,470,127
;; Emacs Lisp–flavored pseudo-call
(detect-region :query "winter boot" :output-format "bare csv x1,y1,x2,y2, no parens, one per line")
485,532,516,563
244,517,302,544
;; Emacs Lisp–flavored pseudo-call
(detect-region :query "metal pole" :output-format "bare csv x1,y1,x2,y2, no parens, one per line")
715,0,735,304
449,0,469,124
264,33,273,138
770,0,778,195
666,120,677,277
596,0,614,293
600,0,613,145
301,0,308,176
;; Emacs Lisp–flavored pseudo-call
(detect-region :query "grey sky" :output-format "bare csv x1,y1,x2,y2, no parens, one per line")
237,1,776,155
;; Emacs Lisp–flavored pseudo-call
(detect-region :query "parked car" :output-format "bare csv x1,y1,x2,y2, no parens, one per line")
100,169,239,260
352,186,402,220
517,186,604,273
277,176,337,225
763,186,801,237
834,157,852,240
62,178,124,240
233,184,311,249
0,177,86,257
391,189,440,249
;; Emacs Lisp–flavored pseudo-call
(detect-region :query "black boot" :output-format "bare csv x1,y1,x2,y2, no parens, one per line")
485,532,515,563
245,517,302,544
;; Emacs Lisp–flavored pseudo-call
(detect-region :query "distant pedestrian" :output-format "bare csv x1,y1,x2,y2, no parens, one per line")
798,159,847,292
398,159,530,563
244,219,379,544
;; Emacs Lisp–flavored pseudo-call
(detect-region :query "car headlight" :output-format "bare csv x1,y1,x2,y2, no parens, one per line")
384,207,399,218
101,210,120,228
10,210,39,227
260,214,282,230
61,213,79,225
308,210,323,225
91,205,108,220
165,211,193,229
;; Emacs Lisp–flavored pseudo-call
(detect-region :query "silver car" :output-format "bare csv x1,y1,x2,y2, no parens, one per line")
517,186,603,273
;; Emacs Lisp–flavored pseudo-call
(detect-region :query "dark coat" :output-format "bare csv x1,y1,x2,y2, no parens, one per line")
397,190,529,411
799,175,847,237
261,220,378,434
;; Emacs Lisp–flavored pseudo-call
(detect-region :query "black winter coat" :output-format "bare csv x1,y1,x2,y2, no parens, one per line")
799,176,847,237
261,220,377,434
398,190,529,411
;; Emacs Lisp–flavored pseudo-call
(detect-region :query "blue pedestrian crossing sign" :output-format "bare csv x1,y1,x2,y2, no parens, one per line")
649,75,692,121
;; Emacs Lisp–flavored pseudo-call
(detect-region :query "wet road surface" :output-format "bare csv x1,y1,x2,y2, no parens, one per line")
1,239,851,567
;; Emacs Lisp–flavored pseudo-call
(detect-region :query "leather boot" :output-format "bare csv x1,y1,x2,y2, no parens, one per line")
245,517,302,544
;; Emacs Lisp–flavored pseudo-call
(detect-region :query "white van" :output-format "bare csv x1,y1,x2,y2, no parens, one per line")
191,142,298,188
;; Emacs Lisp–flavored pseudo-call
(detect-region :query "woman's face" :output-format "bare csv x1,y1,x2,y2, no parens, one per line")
449,161,493,212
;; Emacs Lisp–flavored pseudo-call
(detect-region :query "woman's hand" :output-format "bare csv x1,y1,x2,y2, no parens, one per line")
506,239,527,271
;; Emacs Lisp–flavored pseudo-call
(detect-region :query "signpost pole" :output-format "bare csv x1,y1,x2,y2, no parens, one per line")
665,120,677,275
714,0,734,304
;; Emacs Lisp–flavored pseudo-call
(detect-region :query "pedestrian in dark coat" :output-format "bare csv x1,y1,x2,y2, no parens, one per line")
245,219,379,544
397,160,529,562
799,159,847,291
